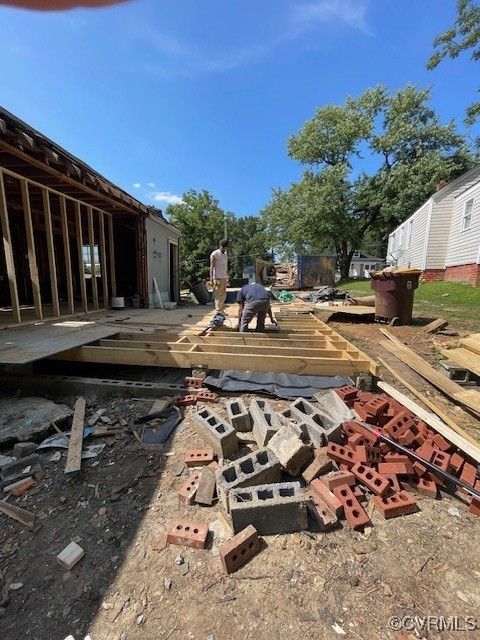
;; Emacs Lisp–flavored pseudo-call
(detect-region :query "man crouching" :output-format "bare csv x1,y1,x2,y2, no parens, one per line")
236,281,277,332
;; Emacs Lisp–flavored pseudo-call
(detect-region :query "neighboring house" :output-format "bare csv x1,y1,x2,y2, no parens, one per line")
386,165,480,286
348,252,385,279
145,208,181,306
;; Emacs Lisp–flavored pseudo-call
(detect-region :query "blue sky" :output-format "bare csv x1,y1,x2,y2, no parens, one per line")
0,0,477,216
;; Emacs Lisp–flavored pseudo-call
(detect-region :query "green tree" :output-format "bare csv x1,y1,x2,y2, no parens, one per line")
428,0,480,133
261,85,473,279
227,216,272,280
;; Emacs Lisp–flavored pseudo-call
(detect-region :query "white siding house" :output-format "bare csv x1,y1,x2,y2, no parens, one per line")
386,165,480,286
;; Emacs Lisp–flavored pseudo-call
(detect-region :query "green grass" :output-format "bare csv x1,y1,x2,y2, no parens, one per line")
336,279,480,331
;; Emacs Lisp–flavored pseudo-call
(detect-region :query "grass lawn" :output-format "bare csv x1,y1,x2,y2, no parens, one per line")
336,279,480,332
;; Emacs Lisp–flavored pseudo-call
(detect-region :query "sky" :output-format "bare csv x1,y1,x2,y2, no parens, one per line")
0,0,477,216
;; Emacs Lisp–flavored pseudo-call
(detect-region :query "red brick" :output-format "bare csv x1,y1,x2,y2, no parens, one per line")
352,485,367,502
351,463,390,496
352,444,368,463
311,479,344,517
302,448,335,484
219,525,261,573
430,433,452,452
397,429,416,446
448,453,465,475
167,520,208,549
320,470,356,491
377,412,396,427
174,394,197,407
184,376,204,388
177,472,201,504
184,448,215,467
357,391,376,403
207,460,220,471
365,445,383,465
353,402,377,424
413,442,436,475
196,390,218,402
374,491,417,519
417,475,439,497
333,485,370,530
383,412,416,440
365,397,389,417
459,462,477,488
336,385,358,402
377,461,414,476
380,473,402,493
469,481,480,517
384,453,410,463
304,490,339,531
348,433,370,448
430,450,450,483
4,476,35,496
342,420,376,443
379,442,391,455
326,442,357,468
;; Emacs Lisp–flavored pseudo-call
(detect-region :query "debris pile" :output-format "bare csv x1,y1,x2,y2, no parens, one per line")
274,261,297,288
166,384,480,574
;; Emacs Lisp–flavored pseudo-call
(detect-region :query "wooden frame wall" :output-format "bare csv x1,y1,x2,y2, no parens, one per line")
0,166,116,326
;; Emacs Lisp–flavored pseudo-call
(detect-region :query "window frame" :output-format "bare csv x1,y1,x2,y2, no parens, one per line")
461,198,474,232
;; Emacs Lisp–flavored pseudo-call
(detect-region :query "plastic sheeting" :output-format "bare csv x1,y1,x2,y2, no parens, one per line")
204,370,351,400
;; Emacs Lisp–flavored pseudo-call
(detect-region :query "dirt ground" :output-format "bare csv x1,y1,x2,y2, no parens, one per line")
1,320,480,640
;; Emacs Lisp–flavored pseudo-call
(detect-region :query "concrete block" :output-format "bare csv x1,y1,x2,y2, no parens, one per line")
249,399,281,446
225,398,252,432
229,481,308,535
219,525,261,574
302,448,335,484
216,448,281,510
57,541,84,570
194,408,238,457
291,397,344,445
267,425,313,476
12,442,37,458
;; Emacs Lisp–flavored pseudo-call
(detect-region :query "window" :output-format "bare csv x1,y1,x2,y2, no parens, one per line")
462,199,473,231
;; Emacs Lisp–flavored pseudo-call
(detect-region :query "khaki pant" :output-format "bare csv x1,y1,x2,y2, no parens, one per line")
213,278,228,312
240,299,269,332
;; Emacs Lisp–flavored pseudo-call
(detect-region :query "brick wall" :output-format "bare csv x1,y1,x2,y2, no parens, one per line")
444,263,480,286
420,269,445,283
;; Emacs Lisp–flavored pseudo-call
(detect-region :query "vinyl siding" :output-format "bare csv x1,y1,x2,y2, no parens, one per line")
445,184,480,266
387,200,430,269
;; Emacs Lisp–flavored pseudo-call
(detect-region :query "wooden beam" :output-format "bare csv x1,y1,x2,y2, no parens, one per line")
378,381,480,464
20,179,42,319
60,195,75,315
98,210,109,308
65,397,85,475
74,202,88,313
42,188,60,317
0,170,21,323
106,336,331,349
107,213,117,297
440,348,480,377
87,206,98,310
380,334,480,416
0,499,35,528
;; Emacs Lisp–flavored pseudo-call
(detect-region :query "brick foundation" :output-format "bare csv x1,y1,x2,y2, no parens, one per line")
420,269,445,282
420,264,480,286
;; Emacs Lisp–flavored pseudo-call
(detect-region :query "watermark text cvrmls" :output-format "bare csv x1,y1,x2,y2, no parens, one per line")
388,615,477,632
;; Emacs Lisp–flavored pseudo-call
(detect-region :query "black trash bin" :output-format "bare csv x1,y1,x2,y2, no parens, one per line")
190,280,211,305
371,269,421,325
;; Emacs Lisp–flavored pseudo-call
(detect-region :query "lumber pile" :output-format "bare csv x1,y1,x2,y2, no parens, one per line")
274,261,297,288
440,333,480,378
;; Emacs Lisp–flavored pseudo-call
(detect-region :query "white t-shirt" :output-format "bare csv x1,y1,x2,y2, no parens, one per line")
211,249,228,279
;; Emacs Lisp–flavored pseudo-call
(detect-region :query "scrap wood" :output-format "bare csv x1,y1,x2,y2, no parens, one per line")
379,329,480,416
440,347,480,378
461,334,480,355
0,499,35,528
64,397,86,475
423,318,448,334
377,380,480,464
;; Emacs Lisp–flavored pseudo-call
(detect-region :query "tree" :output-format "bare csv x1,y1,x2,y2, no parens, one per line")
428,0,480,133
227,216,272,280
261,85,474,279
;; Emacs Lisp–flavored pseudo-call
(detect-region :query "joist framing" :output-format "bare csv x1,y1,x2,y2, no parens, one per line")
87,206,99,310
60,195,75,315
42,188,60,317
0,170,21,323
75,202,88,313
107,213,117,297
20,179,42,319
98,211,109,308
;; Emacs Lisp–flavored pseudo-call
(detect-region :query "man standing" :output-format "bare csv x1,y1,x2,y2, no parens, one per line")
237,281,276,332
210,239,229,313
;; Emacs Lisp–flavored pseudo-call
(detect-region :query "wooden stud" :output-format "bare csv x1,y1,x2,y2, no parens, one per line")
42,188,60,317
65,397,86,475
98,210,109,308
20,179,42,319
75,202,88,313
0,499,35,528
87,206,98,310
107,213,117,297
60,195,75,315
0,170,21,323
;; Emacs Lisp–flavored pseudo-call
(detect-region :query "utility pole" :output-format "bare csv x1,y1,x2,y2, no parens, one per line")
224,215,228,240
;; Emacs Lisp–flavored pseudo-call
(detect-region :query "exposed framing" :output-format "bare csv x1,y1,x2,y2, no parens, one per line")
20,179,42,319
0,169,21,323
42,187,60,318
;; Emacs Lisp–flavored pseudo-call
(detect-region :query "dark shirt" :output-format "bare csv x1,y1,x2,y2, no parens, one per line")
237,283,271,303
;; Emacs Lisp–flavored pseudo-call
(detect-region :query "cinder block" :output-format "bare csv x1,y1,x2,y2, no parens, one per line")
195,467,217,506
351,463,390,496
302,448,335,483
194,408,238,457
226,398,252,432
320,470,356,491
219,525,261,573
310,479,344,517
167,520,208,549
267,425,313,476
177,472,202,504
12,442,37,458
304,490,339,531
184,448,215,467
291,397,343,444
249,399,281,446
229,481,308,535
216,448,281,509
374,491,417,519
333,485,370,530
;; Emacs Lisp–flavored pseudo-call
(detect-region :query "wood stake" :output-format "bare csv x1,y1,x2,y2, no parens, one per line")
65,397,86,475
0,499,35,528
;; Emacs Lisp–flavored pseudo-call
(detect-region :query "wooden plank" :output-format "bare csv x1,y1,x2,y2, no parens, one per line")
100,337,332,350
107,213,117,297
377,381,480,464
98,210,109,308
423,317,448,334
65,397,85,475
0,499,35,528
377,356,480,441
42,188,60,317
380,334,480,415
0,170,21,323
20,180,42,319
441,348,480,377
52,345,372,376
460,335,480,356
60,195,75,315
87,206,99,310
75,202,88,313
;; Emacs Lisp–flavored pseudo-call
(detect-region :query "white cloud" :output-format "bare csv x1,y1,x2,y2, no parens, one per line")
147,181,156,188
292,0,371,35
153,191,184,205
133,182,141,188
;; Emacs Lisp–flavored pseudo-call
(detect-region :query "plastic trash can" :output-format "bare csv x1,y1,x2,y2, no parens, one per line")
190,280,211,305
371,270,421,325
